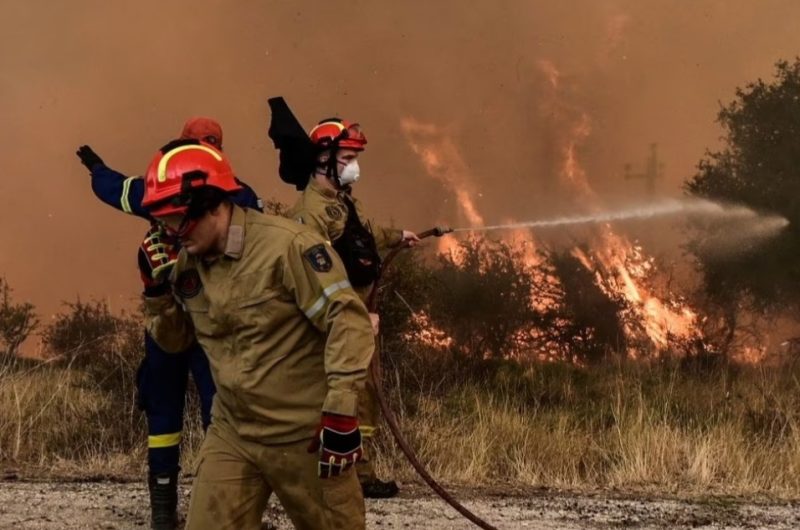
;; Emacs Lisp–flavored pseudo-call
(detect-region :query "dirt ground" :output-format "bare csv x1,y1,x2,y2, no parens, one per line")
0,480,798,529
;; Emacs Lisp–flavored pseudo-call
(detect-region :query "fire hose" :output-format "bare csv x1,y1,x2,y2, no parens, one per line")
365,226,498,530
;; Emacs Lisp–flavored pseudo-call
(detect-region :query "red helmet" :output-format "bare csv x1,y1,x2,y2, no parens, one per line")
142,140,241,217
309,118,367,151
180,117,223,149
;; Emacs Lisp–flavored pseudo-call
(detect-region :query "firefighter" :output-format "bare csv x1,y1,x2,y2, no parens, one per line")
139,140,373,530
75,118,263,529
285,118,419,498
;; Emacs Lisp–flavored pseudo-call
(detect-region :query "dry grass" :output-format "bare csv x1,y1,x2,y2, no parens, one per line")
0,355,143,474
373,352,800,498
2,348,800,498
0,353,204,477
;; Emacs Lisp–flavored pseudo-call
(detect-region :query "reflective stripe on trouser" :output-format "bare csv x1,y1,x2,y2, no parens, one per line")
186,424,365,530
149,432,182,449
138,333,216,474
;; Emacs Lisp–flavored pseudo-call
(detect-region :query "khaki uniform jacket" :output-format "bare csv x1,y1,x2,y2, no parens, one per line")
144,206,374,444
286,179,403,254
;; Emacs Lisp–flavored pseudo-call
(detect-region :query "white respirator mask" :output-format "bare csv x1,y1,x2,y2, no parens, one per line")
338,159,361,186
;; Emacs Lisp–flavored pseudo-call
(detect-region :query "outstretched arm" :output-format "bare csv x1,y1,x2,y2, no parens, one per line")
76,145,152,220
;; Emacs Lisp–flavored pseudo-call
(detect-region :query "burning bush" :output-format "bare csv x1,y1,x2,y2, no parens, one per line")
427,237,540,360
382,236,696,364
544,250,629,362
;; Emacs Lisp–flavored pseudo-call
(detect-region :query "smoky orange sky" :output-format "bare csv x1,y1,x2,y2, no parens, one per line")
2,0,800,330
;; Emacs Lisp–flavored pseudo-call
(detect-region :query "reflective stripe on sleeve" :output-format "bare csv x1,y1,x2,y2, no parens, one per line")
121,177,136,214
304,279,352,320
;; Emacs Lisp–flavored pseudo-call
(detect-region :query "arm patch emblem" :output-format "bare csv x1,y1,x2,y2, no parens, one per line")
325,205,343,220
176,269,202,298
304,244,333,273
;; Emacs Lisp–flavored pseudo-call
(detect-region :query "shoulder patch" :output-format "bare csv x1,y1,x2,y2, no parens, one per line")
325,205,344,221
304,244,333,273
176,269,202,298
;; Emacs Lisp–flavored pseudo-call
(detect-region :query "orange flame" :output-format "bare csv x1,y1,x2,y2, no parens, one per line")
405,311,454,350
540,59,700,353
400,118,485,229
560,113,595,199
398,57,705,359
400,117,485,258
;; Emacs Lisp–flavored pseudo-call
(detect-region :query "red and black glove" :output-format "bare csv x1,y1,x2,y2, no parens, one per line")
307,413,363,479
138,225,178,297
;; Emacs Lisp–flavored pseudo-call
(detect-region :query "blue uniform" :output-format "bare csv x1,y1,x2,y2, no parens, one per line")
90,162,263,475
90,164,263,220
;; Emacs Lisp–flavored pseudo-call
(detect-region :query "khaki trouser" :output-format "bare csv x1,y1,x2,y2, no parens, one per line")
356,333,382,482
187,423,365,530
356,373,381,481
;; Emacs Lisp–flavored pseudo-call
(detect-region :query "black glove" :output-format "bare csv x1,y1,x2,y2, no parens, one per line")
76,145,104,171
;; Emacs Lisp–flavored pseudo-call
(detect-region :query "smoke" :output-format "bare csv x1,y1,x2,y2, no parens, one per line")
2,0,800,326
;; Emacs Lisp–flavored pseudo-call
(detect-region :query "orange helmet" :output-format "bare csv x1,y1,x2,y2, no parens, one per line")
142,139,241,218
309,118,367,151
180,117,223,149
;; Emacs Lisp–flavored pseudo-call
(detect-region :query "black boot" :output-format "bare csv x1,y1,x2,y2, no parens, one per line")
360,478,400,499
148,471,179,530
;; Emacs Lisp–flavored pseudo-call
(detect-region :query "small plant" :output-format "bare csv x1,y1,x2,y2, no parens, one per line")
42,300,142,392
0,277,39,357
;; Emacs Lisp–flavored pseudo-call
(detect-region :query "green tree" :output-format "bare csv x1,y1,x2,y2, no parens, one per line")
686,59,800,311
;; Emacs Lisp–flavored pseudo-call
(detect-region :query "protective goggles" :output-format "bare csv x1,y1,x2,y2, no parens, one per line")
158,213,198,238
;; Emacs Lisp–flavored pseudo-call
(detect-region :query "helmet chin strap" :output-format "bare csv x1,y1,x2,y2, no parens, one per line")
322,149,345,190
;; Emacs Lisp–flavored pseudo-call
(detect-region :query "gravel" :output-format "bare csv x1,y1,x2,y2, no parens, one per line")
0,480,798,529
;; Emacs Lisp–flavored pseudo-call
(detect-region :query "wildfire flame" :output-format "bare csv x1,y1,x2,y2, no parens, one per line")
401,118,485,257
536,57,698,351
398,57,706,359
404,311,454,350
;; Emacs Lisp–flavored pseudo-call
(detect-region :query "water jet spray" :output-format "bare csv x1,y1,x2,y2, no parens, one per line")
448,199,789,234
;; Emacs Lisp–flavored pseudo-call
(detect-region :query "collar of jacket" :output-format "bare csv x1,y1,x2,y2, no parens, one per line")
223,204,246,260
308,176,342,201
